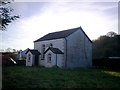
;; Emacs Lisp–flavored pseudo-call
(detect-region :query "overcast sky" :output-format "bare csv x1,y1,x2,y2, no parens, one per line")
0,0,119,50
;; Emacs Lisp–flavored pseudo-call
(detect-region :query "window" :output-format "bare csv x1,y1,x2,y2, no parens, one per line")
47,53,51,63
28,54,31,62
49,43,53,47
41,44,45,60
42,44,45,50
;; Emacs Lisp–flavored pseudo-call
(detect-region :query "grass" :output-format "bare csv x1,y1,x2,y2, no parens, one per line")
2,66,120,89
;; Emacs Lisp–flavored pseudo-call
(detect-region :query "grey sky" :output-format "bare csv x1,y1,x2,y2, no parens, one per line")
1,1,119,50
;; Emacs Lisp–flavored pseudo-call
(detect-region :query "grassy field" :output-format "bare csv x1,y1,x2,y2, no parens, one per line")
2,66,120,88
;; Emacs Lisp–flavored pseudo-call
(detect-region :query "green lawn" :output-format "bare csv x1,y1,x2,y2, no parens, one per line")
2,66,120,88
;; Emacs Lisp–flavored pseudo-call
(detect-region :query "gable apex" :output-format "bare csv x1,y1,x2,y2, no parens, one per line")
44,47,64,54
79,26,92,43
26,49,41,55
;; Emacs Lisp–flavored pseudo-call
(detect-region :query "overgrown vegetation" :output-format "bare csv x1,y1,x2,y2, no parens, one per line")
93,34,120,59
92,33,120,69
2,66,120,89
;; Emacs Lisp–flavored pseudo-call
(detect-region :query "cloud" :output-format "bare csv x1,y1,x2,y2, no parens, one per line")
1,2,118,50
10,2,49,19
15,0,120,2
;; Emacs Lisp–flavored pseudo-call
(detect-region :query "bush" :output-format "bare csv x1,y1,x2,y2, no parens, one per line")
16,60,26,66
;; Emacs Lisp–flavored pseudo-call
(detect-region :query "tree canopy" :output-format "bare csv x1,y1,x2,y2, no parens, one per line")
92,32,120,59
0,0,19,31
106,31,117,37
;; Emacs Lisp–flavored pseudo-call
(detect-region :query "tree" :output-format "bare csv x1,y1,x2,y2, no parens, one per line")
106,31,117,37
6,48,12,52
12,49,16,52
92,33,120,59
0,0,19,31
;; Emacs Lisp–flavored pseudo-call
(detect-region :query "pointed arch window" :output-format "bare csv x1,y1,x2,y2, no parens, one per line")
28,54,31,62
47,53,51,63
41,44,45,60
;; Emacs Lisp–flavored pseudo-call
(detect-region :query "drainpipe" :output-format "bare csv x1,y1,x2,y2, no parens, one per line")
64,38,67,68
56,54,57,66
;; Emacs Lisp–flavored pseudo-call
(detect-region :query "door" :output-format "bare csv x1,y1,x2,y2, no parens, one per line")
35,55,39,66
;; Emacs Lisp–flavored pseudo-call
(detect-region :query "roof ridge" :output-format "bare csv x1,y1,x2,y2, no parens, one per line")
34,26,80,42
48,26,80,34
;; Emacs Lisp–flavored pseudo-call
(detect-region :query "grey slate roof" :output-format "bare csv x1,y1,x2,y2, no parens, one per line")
44,47,64,54
34,27,79,42
26,49,41,55
34,26,92,43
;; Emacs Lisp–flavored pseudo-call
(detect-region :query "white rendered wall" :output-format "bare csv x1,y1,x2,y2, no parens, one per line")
44,50,63,68
26,52,34,66
34,38,65,66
